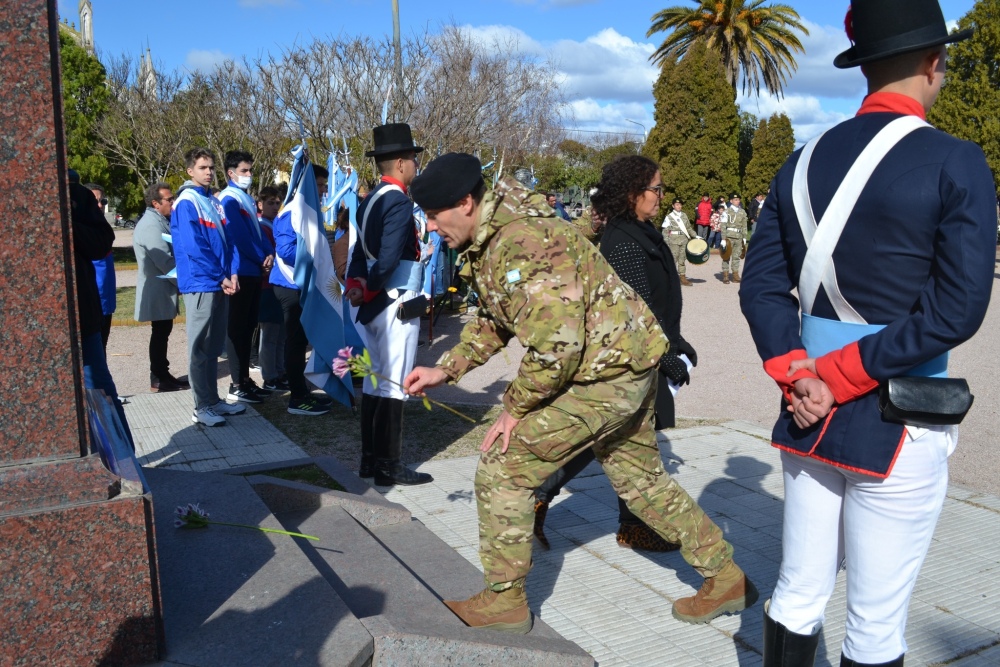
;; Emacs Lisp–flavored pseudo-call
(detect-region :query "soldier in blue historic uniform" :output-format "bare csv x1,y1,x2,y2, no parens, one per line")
346,123,433,487
739,1,996,665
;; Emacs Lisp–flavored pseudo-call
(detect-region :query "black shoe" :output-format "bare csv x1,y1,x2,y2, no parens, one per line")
244,378,272,396
166,373,190,389
227,382,263,404
262,377,290,392
287,396,329,416
150,373,183,393
249,360,261,371
763,601,820,667
373,459,433,486
359,455,376,478
312,392,334,407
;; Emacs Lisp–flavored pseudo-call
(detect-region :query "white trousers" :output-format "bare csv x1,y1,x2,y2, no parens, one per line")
361,289,420,400
769,426,955,663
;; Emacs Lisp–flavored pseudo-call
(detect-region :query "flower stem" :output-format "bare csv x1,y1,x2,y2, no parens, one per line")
370,373,477,424
207,520,320,541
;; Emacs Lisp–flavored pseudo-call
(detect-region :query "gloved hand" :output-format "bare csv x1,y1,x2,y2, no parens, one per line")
659,352,690,386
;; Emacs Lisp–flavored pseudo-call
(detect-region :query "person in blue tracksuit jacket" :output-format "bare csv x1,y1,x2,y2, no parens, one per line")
170,147,245,427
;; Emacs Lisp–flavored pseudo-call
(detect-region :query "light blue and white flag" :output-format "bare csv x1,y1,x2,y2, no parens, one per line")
279,144,353,408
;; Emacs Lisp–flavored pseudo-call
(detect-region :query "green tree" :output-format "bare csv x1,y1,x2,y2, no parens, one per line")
59,33,143,215
737,110,758,189
743,112,794,197
647,0,808,98
928,0,1000,188
645,41,740,219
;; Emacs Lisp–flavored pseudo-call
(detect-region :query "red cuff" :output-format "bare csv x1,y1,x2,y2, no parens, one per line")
763,349,821,403
814,341,878,404
345,278,381,303
346,277,364,292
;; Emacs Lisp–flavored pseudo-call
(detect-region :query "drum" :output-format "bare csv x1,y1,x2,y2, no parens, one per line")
685,238,709,264
719,238,733,261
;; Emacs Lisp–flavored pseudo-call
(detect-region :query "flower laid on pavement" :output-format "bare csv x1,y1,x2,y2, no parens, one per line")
174,504,319,541
332,346,477,424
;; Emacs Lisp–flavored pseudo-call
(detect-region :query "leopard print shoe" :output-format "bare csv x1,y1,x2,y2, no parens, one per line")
616,522,681,552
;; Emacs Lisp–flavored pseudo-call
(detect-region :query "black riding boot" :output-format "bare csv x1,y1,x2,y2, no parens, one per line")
373,397,433,486
841,655,904,667
763,602,820,667
359,394,378,478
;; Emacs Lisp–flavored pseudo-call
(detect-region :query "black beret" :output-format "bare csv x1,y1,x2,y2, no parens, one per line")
411,152,484,210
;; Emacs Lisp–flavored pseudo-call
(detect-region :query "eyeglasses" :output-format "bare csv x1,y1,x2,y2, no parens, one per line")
99,198,108,205
160,197,175,203
644,185,663,198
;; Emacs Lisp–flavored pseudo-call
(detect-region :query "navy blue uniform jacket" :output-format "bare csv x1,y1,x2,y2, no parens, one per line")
347,179,420,325
740,108,996,477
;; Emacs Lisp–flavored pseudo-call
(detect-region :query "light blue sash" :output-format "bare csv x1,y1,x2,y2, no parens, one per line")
801,314,948,378
366,259,423,292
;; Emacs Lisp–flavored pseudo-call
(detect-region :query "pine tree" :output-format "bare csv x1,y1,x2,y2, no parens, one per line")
744,112,794,197
738,111,758,190
645,41,740,220
928,0,1000,188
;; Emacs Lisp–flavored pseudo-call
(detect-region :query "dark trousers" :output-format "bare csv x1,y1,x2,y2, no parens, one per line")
535,448,636,525
226,275,262,385
696,225,710,242
100,313,112,350
149,319,173,378
273,284,309,398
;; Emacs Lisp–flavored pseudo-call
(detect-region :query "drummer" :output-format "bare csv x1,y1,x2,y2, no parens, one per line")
662,197,698,287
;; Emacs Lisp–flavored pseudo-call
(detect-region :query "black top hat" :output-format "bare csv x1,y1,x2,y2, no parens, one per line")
834,0,973,69
365,123,424,158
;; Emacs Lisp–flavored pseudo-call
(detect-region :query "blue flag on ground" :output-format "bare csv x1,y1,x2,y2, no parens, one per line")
279,145,354,408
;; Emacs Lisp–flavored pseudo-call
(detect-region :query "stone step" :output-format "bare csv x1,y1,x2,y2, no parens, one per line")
143,467,373,667
271,494,594,666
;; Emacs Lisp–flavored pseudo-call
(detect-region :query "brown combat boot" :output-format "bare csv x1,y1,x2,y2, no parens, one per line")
533,499,550,550
732,271,741,283
443,586,533,634
679,275,693,287
617,522,680,552
722,271,731,284
672,560,758,624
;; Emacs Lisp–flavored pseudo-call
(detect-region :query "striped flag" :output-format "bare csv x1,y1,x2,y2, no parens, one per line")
278,144,354,408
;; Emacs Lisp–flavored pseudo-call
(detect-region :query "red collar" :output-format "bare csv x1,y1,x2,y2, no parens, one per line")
857,92,926,120
381,175,408,194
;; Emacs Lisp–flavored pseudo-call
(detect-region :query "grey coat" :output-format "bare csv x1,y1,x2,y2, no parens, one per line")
133,207,179,322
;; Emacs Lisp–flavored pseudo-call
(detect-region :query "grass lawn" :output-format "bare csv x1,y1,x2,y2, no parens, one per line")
245,464,346,491
253,393,503,470
112,246,138,271
111,286,185,326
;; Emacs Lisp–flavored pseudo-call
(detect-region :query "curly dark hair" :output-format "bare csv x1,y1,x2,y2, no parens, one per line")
590,155,659,222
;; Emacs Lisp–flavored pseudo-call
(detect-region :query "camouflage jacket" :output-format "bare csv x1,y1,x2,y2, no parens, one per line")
436,177,668,419
723,205,748,237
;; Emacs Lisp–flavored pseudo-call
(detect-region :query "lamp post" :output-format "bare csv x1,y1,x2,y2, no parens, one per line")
391,0,403,120
624,118,646,153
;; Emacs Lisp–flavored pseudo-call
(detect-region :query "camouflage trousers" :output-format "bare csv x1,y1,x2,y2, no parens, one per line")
667,238,688,277
475,370,733,591
722,236,745,273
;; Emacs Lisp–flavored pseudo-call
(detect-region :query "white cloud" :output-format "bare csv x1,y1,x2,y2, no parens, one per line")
778,19,867,100
737,92,851,144
184,49,232,73
550,28,658,103
457,24,544,56
561,99,653,138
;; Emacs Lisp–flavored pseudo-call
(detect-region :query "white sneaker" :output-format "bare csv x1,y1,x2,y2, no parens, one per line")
192,406,225,427
213,401,247,416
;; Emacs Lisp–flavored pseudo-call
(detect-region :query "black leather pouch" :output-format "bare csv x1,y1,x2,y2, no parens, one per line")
396,294,430,321
878,377,973,428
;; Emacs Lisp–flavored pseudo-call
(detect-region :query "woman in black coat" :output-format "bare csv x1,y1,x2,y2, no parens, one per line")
533,155,697,551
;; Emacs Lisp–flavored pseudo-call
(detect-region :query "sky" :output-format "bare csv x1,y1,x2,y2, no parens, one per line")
59,0,977,146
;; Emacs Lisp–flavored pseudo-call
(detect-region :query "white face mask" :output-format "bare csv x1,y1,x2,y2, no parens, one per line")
235,174,252,190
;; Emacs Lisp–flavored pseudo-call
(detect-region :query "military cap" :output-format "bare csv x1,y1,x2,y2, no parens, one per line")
729,192,741,200
411,152,483,210
672,198,683,205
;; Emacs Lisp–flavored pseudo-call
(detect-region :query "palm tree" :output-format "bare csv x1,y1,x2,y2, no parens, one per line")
648,0,808,98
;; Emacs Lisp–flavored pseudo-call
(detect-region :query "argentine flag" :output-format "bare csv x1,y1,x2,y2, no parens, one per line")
279,144,354,408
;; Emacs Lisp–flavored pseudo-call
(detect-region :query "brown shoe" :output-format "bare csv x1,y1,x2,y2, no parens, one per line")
679,276,693,287
617,522,680,552
672,560,758,624
732,271,741,283
722,272,730,284
533,499,550,550
443,587,533,634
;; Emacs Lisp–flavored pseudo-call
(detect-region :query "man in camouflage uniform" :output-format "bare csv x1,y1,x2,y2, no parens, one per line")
662,197,697,286
405,153,757,634
721,192,748,284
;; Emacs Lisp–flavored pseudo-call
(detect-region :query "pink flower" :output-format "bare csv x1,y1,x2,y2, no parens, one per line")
332,357,351,378
337,346,353,359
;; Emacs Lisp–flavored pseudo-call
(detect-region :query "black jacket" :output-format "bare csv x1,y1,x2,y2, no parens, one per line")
600,216,696,428
69,182,114,337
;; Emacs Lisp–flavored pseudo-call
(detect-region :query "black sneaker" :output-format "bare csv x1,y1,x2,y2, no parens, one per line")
288,396,329,416
313,392,334,407
227,382,263,404
244,378,272,396
262,377,290,392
